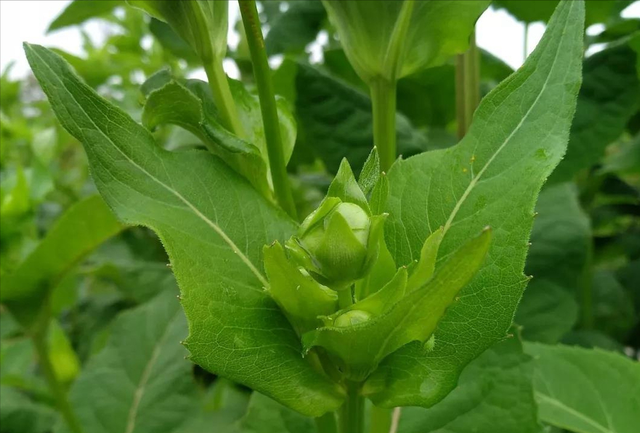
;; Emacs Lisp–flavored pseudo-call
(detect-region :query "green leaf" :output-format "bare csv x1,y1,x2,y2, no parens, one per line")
601,134,640,176
591,270,636,341
24,43,344,416
358,148,381,197
322,0,489,82
516,280,579,343
367,0,584,407
526,183,591,290
304,229,491,381
406,227,444,292
47,0,121,33
0,386,56,433
57,290,195,433
263,241,338,335
525,343,640,433
141,74,269,196
142,70,296,195
148,18,199,64
550,43,640,183
1,195,122,328
265,1,327,56
127,0,228,63
292,62,428,174
235,392,317,433
399,336,539,433
327,159,370,213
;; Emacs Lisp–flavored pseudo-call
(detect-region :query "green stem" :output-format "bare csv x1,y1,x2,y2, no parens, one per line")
316,412,338,433
203,61,244,137
370,78,397,173
32,325,83,433
455,31,480,139
339,382,365,433
338,288,354,309
370,406,392,433
238,0,297,219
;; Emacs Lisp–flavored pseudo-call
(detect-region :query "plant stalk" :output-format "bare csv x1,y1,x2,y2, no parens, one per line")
32,324,83,433
371,78,398,173
339,382,365,433
203,61,244,137
370,406,393,433
316,412,338,433
455,32,480,139
338,288,354,309
238,0,297,219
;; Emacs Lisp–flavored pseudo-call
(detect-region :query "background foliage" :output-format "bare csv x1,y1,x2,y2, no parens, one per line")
1,1,639,433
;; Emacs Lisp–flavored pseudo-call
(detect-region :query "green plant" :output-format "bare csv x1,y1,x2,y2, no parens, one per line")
2,1,639,433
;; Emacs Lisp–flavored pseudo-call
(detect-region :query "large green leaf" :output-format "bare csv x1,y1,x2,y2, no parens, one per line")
366,0,584,407
525,343,640,433
0,386,56,433
550,43,640,183
57,290,193,433
292,62,428,174
322,0,489,82
47,0,121,33
1,195,123,327
516,183,590,343
525,183,591,290
24,43,345,416
516,280,579,343
399,336,539,433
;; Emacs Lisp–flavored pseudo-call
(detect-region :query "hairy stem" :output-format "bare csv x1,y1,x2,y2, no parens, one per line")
238,0,297,219
455,32,480,139
32,324,83,433
339,382,365,433
203,61,244,137
371,78,398,173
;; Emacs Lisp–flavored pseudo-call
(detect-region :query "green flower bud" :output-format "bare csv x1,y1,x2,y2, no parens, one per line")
286,198,386,290
334,310,372,328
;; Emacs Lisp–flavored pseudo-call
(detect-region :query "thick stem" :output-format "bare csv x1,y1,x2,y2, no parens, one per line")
455,32,480,139
32,326,83,433
371,78,397,173
203,61,244,137
238,0,297,219
339,382,365,433
316,412,338,433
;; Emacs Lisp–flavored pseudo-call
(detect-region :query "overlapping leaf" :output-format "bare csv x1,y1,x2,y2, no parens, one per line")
24,43,344,416
526,343,640,433
1,195,122,328
366,0,585,407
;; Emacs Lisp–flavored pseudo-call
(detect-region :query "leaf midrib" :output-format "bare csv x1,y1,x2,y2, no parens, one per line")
31,46,268,288
441,1,572,238
535,392,615,433
124,308,180,433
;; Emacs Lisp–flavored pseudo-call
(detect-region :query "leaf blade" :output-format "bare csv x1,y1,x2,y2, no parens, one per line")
24,43,344,416
368,0,585,407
